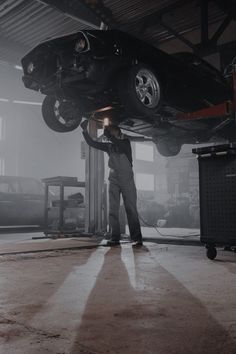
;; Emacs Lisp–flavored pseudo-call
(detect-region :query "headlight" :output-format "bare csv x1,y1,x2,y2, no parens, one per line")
75,39,87,52
27,62,35,74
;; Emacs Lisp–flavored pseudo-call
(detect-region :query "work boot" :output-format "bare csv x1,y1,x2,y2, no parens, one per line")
106,240,120,247
132,241,143,248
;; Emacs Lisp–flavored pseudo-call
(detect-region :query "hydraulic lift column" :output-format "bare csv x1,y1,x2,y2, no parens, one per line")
85,119,106,234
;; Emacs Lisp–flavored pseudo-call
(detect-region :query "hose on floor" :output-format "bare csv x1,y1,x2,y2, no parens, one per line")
137,212,200,238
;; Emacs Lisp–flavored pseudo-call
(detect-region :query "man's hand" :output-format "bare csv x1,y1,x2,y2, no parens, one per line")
80,119,89,131
103,126,112,139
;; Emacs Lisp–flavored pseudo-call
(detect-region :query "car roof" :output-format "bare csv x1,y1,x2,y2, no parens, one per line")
0,176,39,182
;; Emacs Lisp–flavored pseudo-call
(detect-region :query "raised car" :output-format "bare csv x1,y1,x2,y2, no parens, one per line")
21,30,232,156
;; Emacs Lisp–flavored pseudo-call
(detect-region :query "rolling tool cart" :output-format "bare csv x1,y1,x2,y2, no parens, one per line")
193,143,236,259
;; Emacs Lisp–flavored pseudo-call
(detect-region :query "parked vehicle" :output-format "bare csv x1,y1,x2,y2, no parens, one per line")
0,176,45,226
21,30,232,156
0,176,85,228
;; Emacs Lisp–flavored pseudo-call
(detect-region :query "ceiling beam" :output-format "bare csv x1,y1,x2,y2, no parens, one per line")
136,0,190,34
211,14,232,44
212,0,236,22
142,0,233,57
78,0,114,27
36,0,114,29
201,0,209,46
159,20,202,55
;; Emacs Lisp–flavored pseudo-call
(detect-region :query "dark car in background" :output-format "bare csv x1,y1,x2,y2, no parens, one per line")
0,176,45,226
21,30,232,156
0,176,85,229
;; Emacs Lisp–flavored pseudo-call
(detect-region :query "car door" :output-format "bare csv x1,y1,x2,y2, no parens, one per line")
18,178,45,226
0,179,21,226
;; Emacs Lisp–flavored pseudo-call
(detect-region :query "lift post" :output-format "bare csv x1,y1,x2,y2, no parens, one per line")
85,119,107,234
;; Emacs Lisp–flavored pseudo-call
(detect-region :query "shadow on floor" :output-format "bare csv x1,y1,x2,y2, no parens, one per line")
70,246,235,354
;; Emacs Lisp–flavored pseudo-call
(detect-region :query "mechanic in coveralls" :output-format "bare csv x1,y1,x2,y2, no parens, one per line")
81,119,143,247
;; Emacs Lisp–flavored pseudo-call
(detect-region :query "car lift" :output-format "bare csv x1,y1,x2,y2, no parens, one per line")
84,67,236,238
84,119,108,235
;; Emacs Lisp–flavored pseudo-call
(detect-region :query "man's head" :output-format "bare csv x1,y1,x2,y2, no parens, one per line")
104,124,121,138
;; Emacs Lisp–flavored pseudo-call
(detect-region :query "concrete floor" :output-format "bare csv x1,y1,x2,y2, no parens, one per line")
0,234,235,354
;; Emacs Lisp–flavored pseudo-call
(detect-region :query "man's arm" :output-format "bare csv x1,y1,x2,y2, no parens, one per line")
109,136,131,153
83,131,110,153
81,120,110,153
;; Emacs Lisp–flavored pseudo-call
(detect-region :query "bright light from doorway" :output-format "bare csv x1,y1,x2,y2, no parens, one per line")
136,173,154,191
0,159,5,175
135,143,154,161
0,117,4,140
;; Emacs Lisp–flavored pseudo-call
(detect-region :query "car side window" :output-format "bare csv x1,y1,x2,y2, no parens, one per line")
19,179,44,195
0,182,16,194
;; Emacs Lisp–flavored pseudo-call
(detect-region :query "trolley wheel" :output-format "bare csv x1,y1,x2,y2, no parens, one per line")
206,246,217,260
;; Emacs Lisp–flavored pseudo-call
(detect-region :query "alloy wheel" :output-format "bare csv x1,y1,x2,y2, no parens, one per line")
135,69,160,108
54,100,78,128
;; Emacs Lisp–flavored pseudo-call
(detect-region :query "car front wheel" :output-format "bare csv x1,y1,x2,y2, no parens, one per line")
120,64,162,116
42,96,83,132
155,138,182,157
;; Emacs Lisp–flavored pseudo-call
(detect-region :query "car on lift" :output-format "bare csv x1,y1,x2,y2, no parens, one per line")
21,30,232,156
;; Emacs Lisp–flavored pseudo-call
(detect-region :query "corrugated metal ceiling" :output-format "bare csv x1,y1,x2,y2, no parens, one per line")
130,1,225,45
106,0,225,45
0,0,87,63
0,0,228,64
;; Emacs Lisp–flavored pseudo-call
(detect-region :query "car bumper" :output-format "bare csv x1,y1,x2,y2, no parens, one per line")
22,70,88,93
22,51,122,95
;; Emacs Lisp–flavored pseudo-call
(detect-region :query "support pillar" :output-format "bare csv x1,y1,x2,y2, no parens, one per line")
85,120,106,234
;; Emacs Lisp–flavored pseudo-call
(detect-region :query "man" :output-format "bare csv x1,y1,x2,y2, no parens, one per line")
81,119,143,247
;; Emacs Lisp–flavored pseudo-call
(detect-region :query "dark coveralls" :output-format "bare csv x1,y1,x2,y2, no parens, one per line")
83,130,143,242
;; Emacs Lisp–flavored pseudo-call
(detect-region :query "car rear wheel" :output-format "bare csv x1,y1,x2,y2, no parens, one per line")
155,138,182,157
119,64,162,116
42,96,82,132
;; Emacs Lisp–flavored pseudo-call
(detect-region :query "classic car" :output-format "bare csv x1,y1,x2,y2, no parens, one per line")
21,30,233,156
0,176,85,229
0,176,46,226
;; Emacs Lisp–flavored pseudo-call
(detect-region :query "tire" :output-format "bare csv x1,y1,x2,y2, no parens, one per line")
155,138,182,157
119,64,162,116
206,246,217,260
42,96,82,132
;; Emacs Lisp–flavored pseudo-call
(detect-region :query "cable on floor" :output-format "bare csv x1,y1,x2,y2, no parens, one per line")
138,213,200,238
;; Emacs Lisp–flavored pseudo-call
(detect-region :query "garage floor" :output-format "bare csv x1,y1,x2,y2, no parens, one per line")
0,233,235,354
